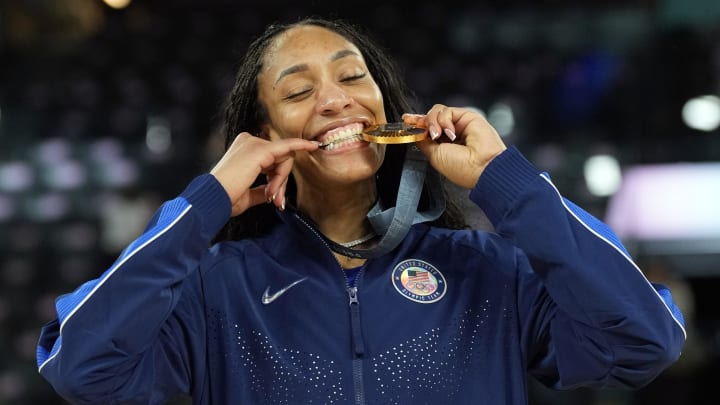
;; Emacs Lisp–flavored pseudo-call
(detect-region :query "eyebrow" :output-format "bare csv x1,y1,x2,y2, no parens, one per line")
274,49,360,85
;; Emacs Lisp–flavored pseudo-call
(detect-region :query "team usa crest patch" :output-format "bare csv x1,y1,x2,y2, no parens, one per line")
391,259,446,303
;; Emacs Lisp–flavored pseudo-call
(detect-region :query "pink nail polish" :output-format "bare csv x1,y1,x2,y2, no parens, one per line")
444,128,456,141
430,127,440,140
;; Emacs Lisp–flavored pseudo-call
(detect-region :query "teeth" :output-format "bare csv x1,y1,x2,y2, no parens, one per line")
318,123,365,149
320,134,363,150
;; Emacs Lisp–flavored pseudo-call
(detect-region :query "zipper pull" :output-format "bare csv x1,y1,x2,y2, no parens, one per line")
347,286,364,356
348,286,359,306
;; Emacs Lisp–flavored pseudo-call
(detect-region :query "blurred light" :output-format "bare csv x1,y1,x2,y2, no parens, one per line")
96,158,139,188
58,223,97,251
0,162,34,192
103,0,132,9
0,196,17,221
682,95,720,131
34,138,71,164
606,162,720,241
584,154,622,197
532,144,566,172
450,18,488,53
146,116,172,154
89,138,123,161
42,160,87,190
25,193,70,221
487,102,515,137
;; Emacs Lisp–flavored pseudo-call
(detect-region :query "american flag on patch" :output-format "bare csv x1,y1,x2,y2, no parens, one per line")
407,269,430,283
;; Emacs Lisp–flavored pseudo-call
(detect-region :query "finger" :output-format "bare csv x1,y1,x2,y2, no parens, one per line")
270,138,320,156
265,156,295,207
415,137,481,189
265,173,281,204
275,177,288,211
248,185,270,208
402,113,427,128
264,183,272,203
263,174,273,202
259,140,313,201
415,136,439,160
264,173,284,208
436,107,456,141
256,138,319,172
229,185,269,217
426,104,448,141
272,158,294,210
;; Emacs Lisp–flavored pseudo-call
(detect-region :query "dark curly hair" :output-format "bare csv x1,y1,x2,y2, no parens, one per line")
214,17,467,242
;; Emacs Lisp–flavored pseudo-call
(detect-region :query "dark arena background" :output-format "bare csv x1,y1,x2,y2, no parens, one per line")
2,0,720,404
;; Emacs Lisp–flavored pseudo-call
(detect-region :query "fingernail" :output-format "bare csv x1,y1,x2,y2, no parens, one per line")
430,126,440,140
281,197,286,211
444,128,456,141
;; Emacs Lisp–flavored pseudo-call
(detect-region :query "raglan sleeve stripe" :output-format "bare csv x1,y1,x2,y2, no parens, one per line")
37,200,193,371
470,146,686,388
35,174,231,403
544,177,686,337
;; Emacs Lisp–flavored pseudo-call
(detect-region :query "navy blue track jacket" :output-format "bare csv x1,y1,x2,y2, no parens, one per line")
37,147,687,404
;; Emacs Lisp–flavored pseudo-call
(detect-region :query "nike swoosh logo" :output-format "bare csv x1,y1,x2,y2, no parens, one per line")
262,277,308,305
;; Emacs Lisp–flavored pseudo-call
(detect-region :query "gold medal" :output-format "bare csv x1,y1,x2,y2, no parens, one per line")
362,122,428,144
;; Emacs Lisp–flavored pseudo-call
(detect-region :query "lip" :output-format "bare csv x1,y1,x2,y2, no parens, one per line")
310,117,373,141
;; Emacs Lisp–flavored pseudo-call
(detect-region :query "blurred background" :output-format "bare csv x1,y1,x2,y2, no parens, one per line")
1,0,720,404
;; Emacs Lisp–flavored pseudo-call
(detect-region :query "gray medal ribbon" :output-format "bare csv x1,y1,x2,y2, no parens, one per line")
324,145,445,259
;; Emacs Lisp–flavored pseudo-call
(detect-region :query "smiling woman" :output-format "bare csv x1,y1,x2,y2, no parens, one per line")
36,16,686,405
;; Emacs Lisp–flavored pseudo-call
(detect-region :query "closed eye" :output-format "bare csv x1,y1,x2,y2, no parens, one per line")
341,72,367,82
285,87,312,100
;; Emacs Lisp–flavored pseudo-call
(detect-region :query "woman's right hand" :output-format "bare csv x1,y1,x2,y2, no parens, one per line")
210,133,319,216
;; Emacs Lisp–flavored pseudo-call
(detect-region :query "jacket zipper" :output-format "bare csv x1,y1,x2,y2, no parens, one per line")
295,214,367,405
348,286,365,405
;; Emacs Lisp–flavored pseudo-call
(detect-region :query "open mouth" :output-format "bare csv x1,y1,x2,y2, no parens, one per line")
317,122,365,150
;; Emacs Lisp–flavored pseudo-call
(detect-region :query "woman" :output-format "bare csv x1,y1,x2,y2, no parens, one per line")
37,17,686,404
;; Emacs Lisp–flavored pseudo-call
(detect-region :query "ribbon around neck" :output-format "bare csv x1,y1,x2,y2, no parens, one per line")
321,145,445,259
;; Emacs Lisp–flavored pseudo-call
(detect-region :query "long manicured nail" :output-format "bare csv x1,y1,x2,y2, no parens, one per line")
281,197,286,211
430,126,441,140
444,128,456,141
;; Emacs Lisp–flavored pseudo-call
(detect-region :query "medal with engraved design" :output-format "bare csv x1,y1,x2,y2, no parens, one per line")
362,122,428,144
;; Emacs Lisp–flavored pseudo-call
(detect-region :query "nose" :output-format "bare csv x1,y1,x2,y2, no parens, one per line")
315,82,353,114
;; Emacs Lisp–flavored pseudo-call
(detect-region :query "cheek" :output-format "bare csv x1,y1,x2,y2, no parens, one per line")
367,86,386,121
268,107,308,140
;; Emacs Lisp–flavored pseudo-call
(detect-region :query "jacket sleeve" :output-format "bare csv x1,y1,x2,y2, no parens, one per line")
469,146,687,389
36,174,231,404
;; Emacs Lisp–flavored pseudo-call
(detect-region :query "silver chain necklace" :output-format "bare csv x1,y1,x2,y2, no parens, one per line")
338,232,377,248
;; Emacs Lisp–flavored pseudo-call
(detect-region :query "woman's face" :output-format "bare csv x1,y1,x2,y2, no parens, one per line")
257,25,387,190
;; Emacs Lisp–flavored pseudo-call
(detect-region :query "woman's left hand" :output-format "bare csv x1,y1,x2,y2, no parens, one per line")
403,105,507,189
